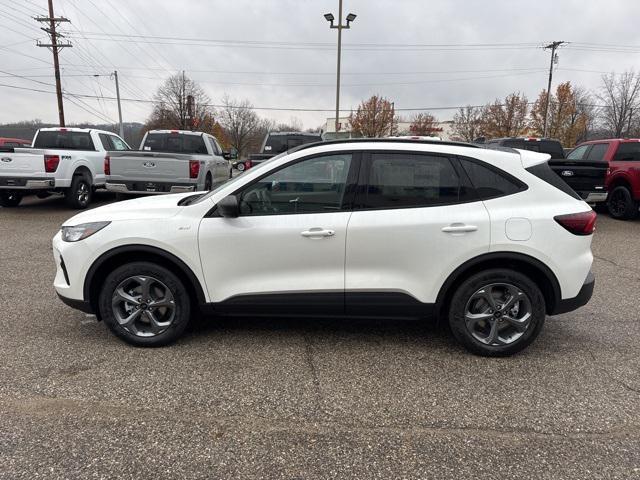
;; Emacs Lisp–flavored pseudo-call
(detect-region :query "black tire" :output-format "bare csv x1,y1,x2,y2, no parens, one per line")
229,168,233,179
99,262,191,347
0,191,23,207
607,186,638,220
65,174,92,209
204,173,212,191
448,269,546,357
236,163,245,172
115,193,128,201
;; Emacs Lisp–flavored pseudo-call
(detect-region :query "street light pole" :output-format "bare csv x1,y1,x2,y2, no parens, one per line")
325,4,356,138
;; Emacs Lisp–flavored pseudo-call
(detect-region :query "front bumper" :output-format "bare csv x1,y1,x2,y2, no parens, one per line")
0,177,55,190
56,292,94,314
106,182,196,195
550,271,595,315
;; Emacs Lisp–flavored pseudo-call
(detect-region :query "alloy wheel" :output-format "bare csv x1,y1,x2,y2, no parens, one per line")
77,181,90,206
111,275,176,337
464,283,532,346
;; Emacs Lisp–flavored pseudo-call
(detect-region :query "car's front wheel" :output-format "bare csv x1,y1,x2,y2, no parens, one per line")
99,262,191,347
448,269,545,356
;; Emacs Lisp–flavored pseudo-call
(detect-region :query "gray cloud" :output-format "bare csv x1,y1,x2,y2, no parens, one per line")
1,0,640,128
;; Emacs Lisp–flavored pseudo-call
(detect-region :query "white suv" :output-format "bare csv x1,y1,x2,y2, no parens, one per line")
52,139,596,356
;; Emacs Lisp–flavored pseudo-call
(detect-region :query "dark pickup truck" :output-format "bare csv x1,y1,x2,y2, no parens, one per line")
239,132,322,171
484,137,608,204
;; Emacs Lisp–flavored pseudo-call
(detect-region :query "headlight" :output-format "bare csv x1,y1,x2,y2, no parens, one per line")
61,221,111,242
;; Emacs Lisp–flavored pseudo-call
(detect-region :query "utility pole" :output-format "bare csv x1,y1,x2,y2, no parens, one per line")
36,0,71,127
112,71,124,138
182,70,186,129
542,40,566,138
324,4,356,138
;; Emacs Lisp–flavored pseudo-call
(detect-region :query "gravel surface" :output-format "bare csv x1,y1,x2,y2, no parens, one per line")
1,192,639,479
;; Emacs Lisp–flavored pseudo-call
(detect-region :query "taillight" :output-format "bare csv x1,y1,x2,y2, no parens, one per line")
104,155,110,175
189,160,200,179
44,154,60,172
554,210,597,236
244,160,252,170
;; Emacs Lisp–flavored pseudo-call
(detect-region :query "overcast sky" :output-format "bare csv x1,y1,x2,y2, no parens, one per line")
1,0,640,130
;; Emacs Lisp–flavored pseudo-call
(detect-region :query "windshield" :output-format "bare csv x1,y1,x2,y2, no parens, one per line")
192,151,289,205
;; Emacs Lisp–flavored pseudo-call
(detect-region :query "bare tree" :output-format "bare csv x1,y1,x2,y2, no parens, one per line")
273,117,303,132
145,73,213,131
408,113,439,136
597,71,640,137
218,95,261,158
451,106,484,142
349,95,397,138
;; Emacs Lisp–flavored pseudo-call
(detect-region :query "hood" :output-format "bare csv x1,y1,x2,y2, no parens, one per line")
62,192,196,226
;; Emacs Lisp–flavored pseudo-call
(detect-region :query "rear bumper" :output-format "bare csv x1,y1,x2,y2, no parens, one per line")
582,192,607,203
106,182,196,195
0,177,55,190
550,271,595,315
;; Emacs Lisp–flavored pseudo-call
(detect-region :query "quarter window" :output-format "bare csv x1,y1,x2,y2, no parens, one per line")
613,142,640,161
238,154,352,215
358,153,469,209
458,158,525,200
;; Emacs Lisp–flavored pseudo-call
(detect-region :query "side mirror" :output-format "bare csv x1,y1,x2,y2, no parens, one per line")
217,195,239,218
222,151,231,160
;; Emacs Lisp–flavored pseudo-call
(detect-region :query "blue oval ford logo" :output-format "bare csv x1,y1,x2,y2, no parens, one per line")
561,170,574,177
1,157,12,163
143,161,156,168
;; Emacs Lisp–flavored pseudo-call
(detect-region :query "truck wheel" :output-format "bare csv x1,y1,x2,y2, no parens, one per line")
65,175,92,209
204,174,212,191
0,191,23,207
448,269,545,357
236,163,245,172
607,186,638,220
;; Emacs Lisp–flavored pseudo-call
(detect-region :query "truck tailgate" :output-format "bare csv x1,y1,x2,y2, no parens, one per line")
548,159,608,196
0,150,45,177
108,152,191,182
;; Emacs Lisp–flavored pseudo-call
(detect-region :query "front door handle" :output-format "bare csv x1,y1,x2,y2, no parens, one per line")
301,228,335,238
441,223,478,233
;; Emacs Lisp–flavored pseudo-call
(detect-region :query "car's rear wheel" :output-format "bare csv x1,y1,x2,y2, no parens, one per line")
448,269,545,356
65,175,92,209
0,191,23,207
607,186,638,220
236,163,245,172
99,262,191,347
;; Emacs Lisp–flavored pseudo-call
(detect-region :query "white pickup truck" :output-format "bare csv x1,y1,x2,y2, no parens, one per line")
0,127,130,208
105,130,232,196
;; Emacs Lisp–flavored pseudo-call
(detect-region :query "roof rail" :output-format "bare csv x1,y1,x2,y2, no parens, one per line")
292,137,480,153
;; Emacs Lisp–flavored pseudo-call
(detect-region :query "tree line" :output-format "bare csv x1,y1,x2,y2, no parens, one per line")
347,71,640,147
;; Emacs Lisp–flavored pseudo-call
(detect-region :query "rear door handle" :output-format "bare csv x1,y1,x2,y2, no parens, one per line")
441,224,478,233
301,228,335,238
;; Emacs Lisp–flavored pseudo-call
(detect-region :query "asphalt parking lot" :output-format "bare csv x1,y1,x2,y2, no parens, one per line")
1,193,639,479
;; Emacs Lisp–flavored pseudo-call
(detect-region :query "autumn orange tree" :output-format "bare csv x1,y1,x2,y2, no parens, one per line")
479,93,529,138
530,81,590,146
349,95,397,137
408,113,439,136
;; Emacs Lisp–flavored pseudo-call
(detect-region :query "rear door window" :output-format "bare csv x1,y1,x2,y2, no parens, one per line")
357,153,472,209
99,133,113,150
613,142,640,161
